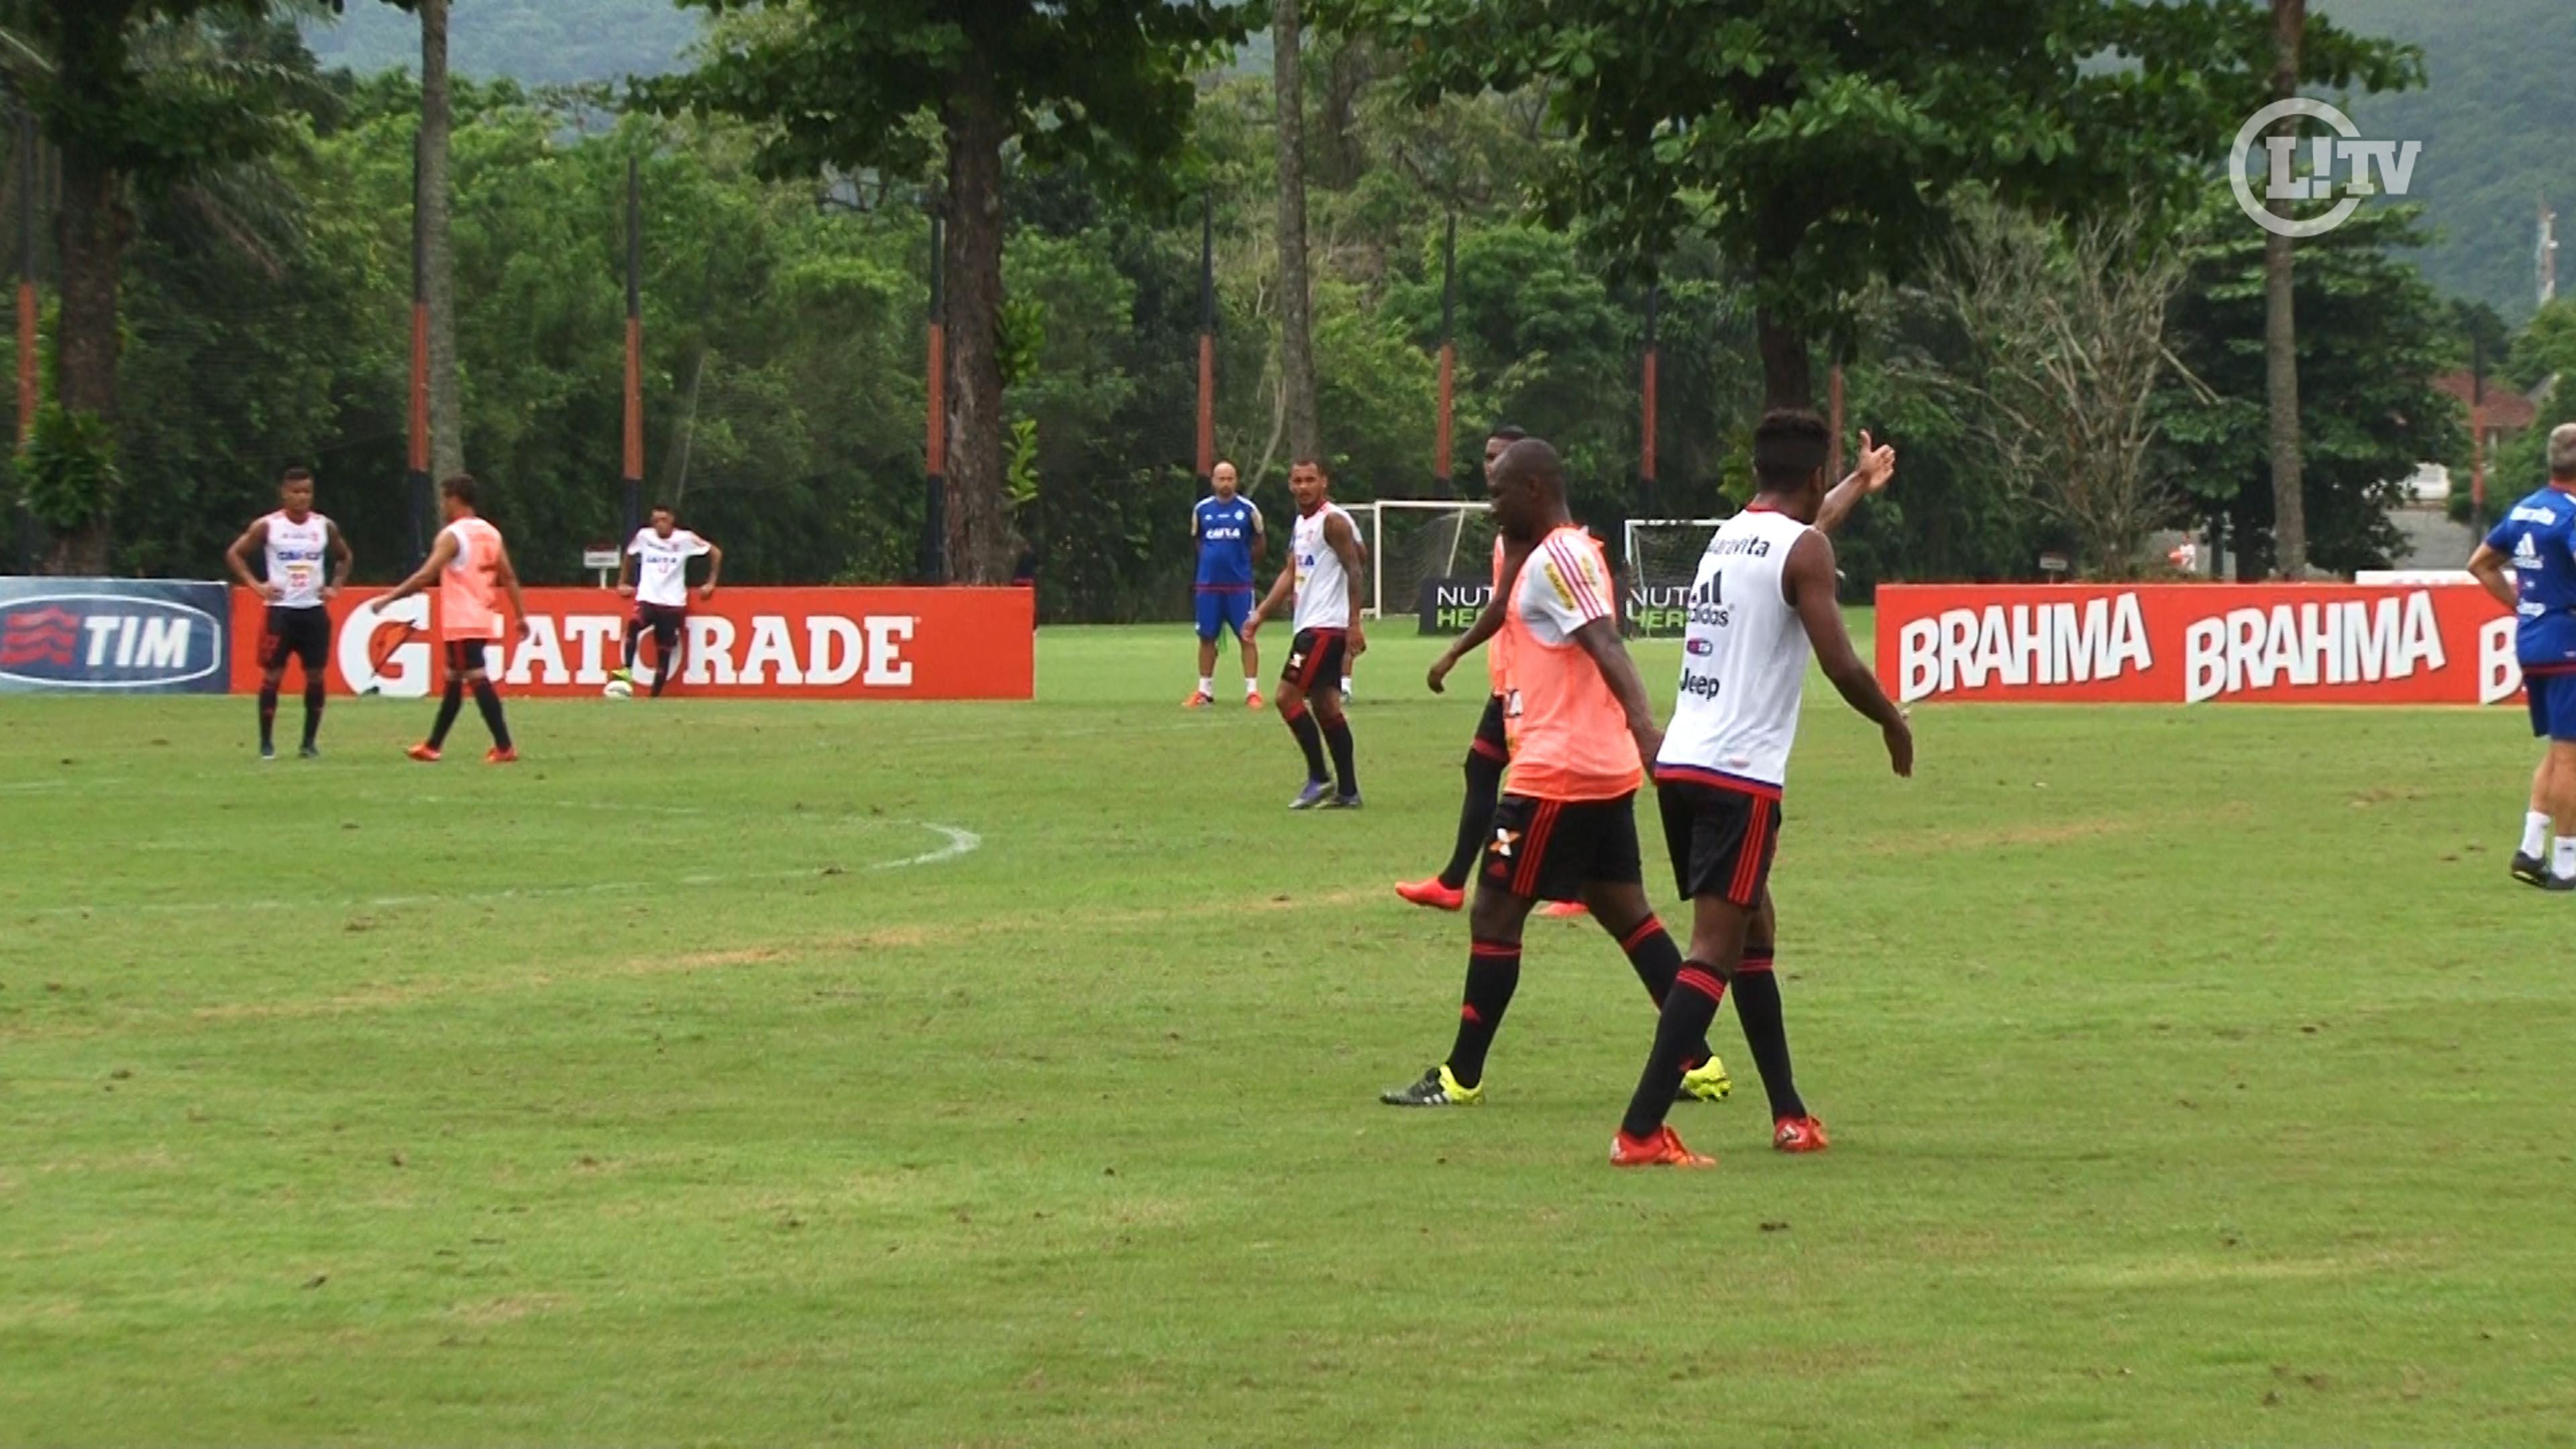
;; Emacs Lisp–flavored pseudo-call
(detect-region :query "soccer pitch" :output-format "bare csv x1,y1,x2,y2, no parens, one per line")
5,621,2573,1446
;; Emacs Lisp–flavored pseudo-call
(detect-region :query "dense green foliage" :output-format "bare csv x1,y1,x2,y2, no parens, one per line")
7,630,2576,1443
2319,0,2576,322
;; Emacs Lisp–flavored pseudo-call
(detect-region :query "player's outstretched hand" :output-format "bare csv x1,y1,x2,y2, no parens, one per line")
1883,714,1914,778
1427,649,1457,694
616,583,635,599
1347,621,1368,658
1242,614,1263,643
1855,429,1896,494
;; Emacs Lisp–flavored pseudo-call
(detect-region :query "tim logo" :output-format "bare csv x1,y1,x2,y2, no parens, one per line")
0,593,224,690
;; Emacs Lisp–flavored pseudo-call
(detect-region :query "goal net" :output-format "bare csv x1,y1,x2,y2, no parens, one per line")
1622,517,1729,636
1345,500,1498,623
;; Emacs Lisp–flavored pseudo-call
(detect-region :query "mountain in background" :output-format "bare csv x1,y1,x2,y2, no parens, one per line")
301,0,701,86
302,0,2563,319
2314,0,2567,321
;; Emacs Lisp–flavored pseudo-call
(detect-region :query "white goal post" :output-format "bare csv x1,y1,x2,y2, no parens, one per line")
1622,517,1729,637
1340,500,1495,621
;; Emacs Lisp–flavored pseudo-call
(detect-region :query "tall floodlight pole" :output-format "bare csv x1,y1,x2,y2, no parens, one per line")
922,212,948,584
407,132,433,565
15,109,36,447
1434,212,1456,490
1638,283,1659,502
621,155,644,541
1196,194,1216,483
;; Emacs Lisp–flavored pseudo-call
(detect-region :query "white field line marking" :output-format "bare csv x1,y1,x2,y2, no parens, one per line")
13,820,981,919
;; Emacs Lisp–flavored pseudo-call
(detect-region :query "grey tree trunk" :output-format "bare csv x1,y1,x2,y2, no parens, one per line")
939,62,1019,586
1756,307,1814,412
1273,0,1321,464
2263,0,2306,578
421,0,465,482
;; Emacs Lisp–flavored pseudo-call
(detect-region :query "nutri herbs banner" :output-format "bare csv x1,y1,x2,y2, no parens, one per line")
0,579,232,693
1878,584,2520,706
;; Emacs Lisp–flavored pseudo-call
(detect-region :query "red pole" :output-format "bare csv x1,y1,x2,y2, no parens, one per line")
925,321,946,478
14,281,32,445
1195,333,1215,478
1434,342,1454,484
1827,364,1846,482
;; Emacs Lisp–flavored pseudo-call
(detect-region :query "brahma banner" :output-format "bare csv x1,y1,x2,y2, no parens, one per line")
1877,584,2520,706
227,586,1033,700
0,578,232,694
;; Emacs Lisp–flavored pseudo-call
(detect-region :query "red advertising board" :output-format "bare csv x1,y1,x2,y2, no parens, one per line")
229,586,1034,700
1876,584,2520,706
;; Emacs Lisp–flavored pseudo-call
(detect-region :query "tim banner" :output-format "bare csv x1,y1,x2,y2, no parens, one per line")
227,586,1034,700
1417,576,1491,635
1877,584,2520,706
0,578,231,694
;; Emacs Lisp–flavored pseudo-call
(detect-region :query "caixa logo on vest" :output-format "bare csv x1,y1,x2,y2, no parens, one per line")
0,582,232,692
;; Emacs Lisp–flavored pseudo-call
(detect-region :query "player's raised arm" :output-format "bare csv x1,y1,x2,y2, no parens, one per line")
1785,528,1911,777
382,529,459,604
698,538,723,600
1812,429,1896,537
225,517,276,599
325,519,353,598
1324,507,1368,657
1430,536,1534,694
2468,542,2518,613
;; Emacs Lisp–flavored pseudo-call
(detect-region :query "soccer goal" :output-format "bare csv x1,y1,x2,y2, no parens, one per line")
1342,500,1496,621
1621,517,1729,637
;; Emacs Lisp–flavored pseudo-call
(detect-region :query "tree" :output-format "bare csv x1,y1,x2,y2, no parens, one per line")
2263,0,2307,577
1905,202,2192,578
2160,197,2467,578
417,0,461,479
7,0,302,570
1272,0,1320,462
649,0,1252,584
1340,0,2417,411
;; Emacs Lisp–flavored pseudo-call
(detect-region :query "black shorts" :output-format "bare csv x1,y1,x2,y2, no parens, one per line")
1282,628,1348,694
260,606,330,674
441,639,490,675
1470,693,1508,762
1658,777,1784,908
632,601,688,649
1481,792,1642,903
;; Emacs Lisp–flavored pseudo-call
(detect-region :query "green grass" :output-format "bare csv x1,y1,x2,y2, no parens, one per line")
3,622,2573,1446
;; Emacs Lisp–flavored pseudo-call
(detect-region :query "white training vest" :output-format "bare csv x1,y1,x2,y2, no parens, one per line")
1658,508,1813,790
628,527,710,608
263,511,332,609
1291,503,1356,633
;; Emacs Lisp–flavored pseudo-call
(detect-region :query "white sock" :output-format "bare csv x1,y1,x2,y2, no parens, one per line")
2524,811,2553,858
2554,837,2575,881
1341,676,1356,698
1243,676,1260,696
1197,676,1214,696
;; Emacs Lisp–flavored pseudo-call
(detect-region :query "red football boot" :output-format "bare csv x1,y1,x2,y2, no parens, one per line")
405,743,441,763
1772,1116,1831,1154
1394,877,1466,912
1609,1125,1716,1169
485,746,519,765
1539,900,1590,919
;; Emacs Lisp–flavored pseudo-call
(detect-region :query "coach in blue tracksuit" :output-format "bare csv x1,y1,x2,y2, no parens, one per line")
2471,422,2576,890
1187,460,1267,710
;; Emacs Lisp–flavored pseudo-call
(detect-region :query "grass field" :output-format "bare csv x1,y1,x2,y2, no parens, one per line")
4,621,2574,1446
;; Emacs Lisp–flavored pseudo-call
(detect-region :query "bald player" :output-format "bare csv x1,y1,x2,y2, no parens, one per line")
1187,460,1266,708
1382,438,1727,1108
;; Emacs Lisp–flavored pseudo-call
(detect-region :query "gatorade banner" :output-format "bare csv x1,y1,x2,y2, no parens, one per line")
0,578,232,693
1416,576,1491,635
1876,583,2520,706
228,586,1034,700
